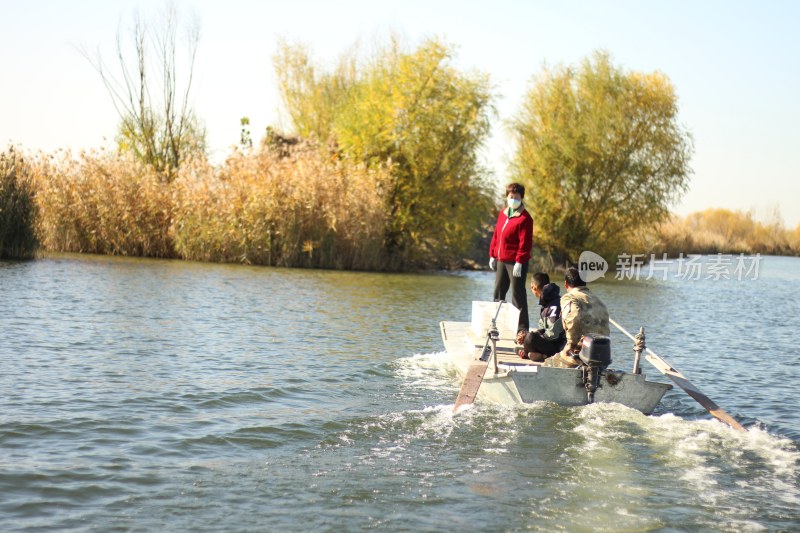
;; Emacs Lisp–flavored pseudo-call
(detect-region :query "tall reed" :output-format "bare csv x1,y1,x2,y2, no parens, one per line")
33,149,176,257
0,146,38,259
172,143,391,269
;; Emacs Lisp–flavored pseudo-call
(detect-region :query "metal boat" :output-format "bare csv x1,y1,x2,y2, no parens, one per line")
443,301,747,431
441,301,672,414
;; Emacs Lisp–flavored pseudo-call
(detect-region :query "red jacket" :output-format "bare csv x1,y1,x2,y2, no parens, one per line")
489,206,533,263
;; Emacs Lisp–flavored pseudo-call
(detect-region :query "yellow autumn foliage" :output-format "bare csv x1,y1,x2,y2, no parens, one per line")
274,37,495,269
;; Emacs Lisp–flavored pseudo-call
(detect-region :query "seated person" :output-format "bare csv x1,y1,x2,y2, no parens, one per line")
516,272,566,362
544,267,610,368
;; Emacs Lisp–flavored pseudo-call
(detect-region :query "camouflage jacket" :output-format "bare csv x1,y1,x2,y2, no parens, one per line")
560,286,610,349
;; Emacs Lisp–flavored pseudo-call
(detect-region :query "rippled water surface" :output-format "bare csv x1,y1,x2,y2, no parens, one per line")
1,254,798,531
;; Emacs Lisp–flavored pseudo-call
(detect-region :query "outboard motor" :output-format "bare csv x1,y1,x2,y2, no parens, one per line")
579,335,612,403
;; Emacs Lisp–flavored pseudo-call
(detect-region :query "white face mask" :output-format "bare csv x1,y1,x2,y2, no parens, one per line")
507,197,522,210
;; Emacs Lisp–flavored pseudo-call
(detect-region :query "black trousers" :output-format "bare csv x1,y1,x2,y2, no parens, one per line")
523,331,566,361
493,260,529,332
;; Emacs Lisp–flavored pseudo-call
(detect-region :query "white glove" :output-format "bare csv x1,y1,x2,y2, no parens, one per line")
512,262,523,277
489,257,496,271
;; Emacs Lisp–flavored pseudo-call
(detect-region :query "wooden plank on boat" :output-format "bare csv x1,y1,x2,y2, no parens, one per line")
453,360,489,413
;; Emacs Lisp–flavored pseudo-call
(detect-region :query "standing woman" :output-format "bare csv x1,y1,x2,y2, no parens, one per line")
488,182,533,334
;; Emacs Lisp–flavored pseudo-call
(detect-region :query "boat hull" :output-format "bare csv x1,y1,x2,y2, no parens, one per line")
510,366,671,414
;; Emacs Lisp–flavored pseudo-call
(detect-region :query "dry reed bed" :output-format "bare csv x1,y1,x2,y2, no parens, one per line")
172,145,390,269
33,149,175,257
641,210,800,257
2,144,392,269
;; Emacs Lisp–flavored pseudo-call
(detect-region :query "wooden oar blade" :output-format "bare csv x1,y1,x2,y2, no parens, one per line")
454,361,489,413
610,318,747,432
645,349,747,432
681,386,747,432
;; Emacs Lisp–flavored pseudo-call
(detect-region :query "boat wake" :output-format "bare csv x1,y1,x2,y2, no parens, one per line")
394,351,457,387
300,361,800,532
392,351,799,501
574,402,798,493
560,402,800,530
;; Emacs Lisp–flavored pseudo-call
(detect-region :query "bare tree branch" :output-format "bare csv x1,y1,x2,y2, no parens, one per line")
79,2,204,180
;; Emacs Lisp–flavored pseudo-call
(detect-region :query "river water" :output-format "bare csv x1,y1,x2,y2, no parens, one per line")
1,254,798,532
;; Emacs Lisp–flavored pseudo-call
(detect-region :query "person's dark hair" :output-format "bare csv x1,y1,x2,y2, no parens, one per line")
505,182,525,198
532,272,550,289
564,267,586,287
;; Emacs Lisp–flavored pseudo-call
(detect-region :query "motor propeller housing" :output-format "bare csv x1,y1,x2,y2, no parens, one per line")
579,335,612,402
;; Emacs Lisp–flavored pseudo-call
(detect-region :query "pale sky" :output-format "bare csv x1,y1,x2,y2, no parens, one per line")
2,0,799,225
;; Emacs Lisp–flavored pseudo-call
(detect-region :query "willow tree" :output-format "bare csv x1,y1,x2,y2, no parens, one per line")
511,51,693,262
273,40,358,144
274,38,495,269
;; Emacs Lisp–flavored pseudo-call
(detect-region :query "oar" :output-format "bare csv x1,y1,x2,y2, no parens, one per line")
453,360,490,414
453,301,503,414
610,318,747,432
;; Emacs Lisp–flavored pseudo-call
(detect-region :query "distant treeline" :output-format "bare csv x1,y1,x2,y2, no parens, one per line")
3,31,799,268
640,209,800,258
